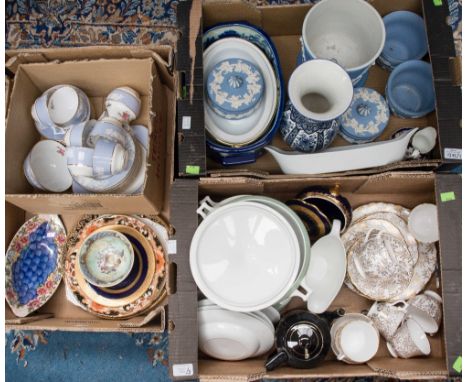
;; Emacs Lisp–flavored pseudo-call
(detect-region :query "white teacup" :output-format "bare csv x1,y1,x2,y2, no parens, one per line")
66,147,94,177
93,138,128,177
23,153,45,190
368,300,408,341
47,85,91,126
331,313,380,364
64,120,96,147
105,86,141,122
407,290,442,334
387,318,431,358
411,127,437,155
88,117,126,147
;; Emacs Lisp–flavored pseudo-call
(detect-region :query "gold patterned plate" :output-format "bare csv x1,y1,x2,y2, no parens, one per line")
346,230,413,301
65,215,167,319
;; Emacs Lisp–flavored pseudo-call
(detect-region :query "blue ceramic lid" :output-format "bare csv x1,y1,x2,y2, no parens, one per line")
206,58,264,118
339,87,390,143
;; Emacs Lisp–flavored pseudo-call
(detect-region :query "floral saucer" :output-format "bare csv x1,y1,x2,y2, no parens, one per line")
6,215,67,317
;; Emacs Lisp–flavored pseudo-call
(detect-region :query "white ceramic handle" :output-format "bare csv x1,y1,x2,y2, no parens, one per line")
391,300,409,311
289,282,313,302
330,219,341,237
337,353,346,361
196,196,218,219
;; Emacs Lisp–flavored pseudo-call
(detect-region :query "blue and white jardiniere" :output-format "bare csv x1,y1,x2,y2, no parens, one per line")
281,60,353,153
301,0,385,88
339,87,390,144
207,58,265,120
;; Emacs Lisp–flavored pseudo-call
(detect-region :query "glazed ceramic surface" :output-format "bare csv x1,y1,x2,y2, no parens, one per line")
368,301,408,341
407,291,442,334
411,127,437,155
92,138,127,177
6,215,67,317
387,318,430,358
88,117,127,147
28,140,73,192
191,201,300,311
386,60,435,118
198,306,274,360
281,60,353,153
206,58,265,120
23,153,45,190
66,146,94,177
290,220,346,314
339,87,390,143
64,120,95,147
78,230,134,288
204,38,277,146
265,127,417,175
203,22,285,165
65,215,166,318
377,11,428,71
302,0,385,86
408,203,439,243
105,86,141,122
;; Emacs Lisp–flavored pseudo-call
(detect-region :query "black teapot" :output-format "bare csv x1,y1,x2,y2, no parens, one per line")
265,309,344,371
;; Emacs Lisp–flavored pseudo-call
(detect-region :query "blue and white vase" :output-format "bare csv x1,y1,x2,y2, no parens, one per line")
339,87,390,144
206,58,264,120
280,60,353,153
301,0,385,87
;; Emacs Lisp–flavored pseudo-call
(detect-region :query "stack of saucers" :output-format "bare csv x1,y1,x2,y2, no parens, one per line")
64,215,168,319
198,299,276,361
203,22,285,166
341,203,438,302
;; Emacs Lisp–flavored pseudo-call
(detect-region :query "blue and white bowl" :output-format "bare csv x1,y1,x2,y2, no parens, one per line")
203,22,285,166
386,60,435,119
377,11,428,71
339,87,390,144
301,0,385,88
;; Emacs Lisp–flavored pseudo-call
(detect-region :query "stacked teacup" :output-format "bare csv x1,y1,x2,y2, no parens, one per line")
368,290,443,358
24,85,149,194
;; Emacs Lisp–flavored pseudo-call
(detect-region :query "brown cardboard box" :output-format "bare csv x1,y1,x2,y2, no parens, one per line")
195,171,449,380
5,46,176,215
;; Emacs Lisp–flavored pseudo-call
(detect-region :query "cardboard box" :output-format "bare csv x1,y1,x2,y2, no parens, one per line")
189,171,452,380
5,178,199,334
5,46,176,215
176,0,462,177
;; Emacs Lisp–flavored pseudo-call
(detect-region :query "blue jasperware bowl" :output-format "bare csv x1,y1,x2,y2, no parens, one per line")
203,22,285,166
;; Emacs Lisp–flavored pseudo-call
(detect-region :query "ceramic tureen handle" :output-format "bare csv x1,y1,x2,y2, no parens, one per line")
196,196,219,219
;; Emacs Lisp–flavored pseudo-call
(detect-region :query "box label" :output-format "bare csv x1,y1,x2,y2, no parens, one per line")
440,191,456,202
433,0,442,5
185,165,200,175
444,148,462,160
453,356,462,373
167,240,177,255
182,116,191,130
172,363,194,377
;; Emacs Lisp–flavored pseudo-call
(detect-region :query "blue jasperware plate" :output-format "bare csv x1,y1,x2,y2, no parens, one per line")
6,215,66,317
203,22,285,166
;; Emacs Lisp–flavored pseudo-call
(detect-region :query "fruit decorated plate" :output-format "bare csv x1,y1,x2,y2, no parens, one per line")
5,215,67,317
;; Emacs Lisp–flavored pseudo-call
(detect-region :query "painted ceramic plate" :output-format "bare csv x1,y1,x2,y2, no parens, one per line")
6,215,67,317
65,215,167,318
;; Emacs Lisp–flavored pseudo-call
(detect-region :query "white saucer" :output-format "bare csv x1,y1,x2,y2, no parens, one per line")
204,37,277,146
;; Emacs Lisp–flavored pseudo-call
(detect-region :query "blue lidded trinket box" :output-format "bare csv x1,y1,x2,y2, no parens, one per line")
339,87,390,144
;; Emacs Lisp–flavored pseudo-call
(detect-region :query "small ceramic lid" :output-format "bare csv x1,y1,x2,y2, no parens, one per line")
206,58,264,118
339,88,390,143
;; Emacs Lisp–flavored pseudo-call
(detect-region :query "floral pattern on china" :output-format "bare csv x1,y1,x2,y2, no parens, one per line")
207,58,265,119
339,87,390,144
5,215,67,317
97,248,125,274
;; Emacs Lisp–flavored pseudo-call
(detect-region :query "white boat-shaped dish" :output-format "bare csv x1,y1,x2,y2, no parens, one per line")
265,128,418,175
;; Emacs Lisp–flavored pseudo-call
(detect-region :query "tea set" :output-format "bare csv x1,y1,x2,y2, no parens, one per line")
24,84,149,194
6,214,170,320
202,0,437,172
191,185,442,367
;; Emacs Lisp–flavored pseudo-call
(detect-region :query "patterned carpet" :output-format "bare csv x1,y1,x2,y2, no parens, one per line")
5,0,461,381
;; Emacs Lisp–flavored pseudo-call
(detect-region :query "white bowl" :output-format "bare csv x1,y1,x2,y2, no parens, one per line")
204,37,277,146
29,140,73,192
48,86,80,125
191,201,300,312
408,203,439,243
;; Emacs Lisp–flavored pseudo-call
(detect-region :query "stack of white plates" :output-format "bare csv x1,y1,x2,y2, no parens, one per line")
198,299,275,361
190,196,311,312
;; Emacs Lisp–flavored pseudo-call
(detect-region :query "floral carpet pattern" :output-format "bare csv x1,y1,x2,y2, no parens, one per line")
5,0,461,381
